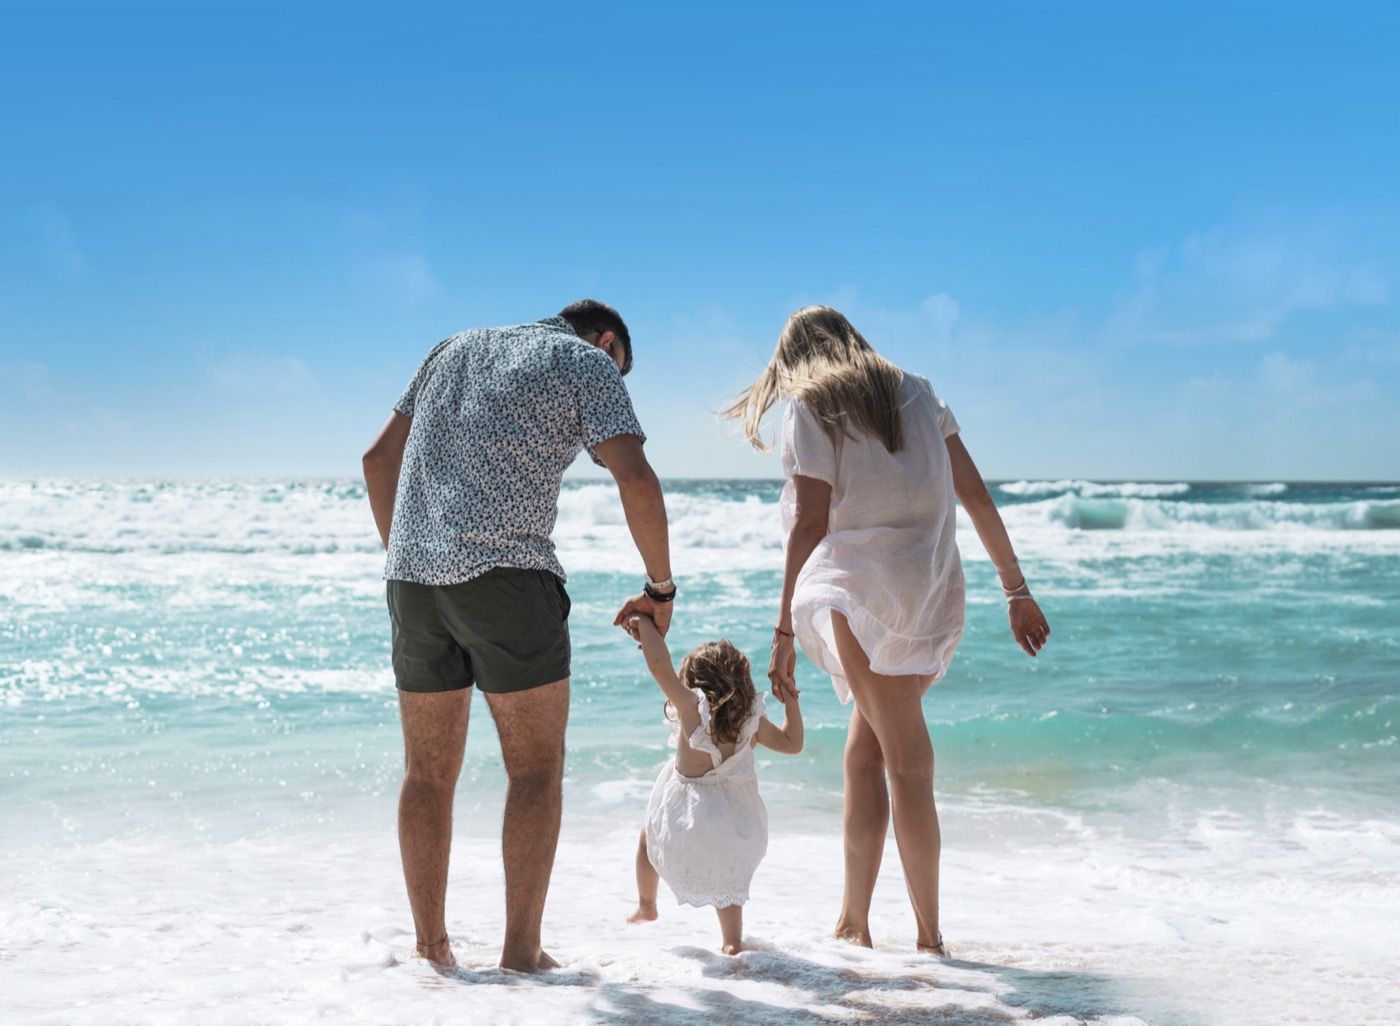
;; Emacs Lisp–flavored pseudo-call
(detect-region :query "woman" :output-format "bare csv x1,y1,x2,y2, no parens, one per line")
724,306,1049,954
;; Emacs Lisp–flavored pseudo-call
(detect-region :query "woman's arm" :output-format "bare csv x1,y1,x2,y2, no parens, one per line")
754,692,804,754
625,614,700,734
771,474,831,701
946,433,1050,657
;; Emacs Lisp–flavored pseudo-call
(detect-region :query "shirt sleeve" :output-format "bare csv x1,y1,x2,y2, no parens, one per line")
781,399,838,485
932,391,960,438
574,346,646,465
393,335,457,418
912,373,960,438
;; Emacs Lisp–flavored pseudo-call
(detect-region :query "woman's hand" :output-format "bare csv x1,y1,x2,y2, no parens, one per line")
1008,597,1050,657
769,631,800,702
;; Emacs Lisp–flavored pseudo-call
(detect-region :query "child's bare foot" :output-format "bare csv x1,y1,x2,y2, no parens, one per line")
721,940,743,955
627,900,658,923
834,917,873,948
416,935,457,968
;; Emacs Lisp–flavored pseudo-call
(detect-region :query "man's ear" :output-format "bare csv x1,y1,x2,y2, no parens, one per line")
596,330,615,353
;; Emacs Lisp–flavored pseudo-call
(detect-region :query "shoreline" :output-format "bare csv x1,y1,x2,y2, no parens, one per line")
4,820,1394,1026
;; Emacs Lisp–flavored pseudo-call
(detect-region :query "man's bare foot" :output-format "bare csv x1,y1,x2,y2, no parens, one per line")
416,935,456,968
721,941,743,955
500,946,559,972
834,918,873,948
627,900,658,924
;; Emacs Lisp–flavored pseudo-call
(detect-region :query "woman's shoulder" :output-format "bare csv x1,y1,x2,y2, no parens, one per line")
900,370,935,398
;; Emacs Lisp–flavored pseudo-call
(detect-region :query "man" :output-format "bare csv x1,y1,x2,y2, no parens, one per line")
362,300,674,972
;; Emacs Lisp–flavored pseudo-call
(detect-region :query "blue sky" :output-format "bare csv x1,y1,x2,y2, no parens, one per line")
3,1,1398,481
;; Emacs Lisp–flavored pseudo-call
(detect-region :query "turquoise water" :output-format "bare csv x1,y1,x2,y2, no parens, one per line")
4,478,1396,841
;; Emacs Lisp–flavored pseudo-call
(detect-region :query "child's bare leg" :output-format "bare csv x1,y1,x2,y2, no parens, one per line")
627,828,659,923
717,905,743,955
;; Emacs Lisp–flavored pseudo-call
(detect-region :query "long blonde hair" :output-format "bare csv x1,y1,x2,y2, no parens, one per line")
722,306,905,453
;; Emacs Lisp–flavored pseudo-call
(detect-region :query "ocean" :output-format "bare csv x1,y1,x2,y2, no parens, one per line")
2,478,1397,1025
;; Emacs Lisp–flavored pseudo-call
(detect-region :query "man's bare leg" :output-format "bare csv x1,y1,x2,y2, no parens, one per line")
628,827,660,923
484,678,569,972
398,688,472,968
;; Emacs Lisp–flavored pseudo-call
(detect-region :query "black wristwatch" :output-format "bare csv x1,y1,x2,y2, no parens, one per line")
643,574,676,603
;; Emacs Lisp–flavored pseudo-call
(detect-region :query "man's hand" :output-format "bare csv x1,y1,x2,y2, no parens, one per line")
614,593,674,637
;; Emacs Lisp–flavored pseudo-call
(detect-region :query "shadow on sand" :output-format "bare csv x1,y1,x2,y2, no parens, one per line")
576,944,1171,1025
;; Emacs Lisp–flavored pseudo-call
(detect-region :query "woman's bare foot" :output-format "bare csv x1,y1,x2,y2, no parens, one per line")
834,917,873,947
917,932,947,957
627,900,658,924
721,940,743,955
416,935,456,969
500,946,559,972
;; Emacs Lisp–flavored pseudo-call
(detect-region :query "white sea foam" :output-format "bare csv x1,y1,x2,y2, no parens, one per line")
998,480,1194,499
6,481,1400,588
3,793,1396,1026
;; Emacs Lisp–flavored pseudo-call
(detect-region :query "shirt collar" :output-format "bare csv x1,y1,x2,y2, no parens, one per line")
538,315,575,334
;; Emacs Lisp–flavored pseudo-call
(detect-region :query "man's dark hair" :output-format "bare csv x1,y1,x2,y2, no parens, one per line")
559,299,633,376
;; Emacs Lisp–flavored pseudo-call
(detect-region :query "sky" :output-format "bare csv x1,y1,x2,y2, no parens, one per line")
2,1,1398,481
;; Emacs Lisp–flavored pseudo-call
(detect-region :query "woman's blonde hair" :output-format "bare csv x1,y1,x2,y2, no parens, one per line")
673,639,756,746
722,305,905,453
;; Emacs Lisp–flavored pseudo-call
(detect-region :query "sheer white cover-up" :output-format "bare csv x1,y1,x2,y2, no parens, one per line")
780,373,965,704
645,691,769,909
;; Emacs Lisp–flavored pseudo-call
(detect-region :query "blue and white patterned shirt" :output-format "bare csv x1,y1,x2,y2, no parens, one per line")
384,316,645,585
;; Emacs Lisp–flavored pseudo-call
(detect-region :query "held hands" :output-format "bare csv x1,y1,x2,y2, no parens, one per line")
768,630,800,703
614,592,673,637
1008,596,1051,657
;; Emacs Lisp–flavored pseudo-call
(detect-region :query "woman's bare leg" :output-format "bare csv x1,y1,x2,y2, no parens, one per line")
716,905,744,954
835,703,888,946
628,827,659,923
831,611,942,951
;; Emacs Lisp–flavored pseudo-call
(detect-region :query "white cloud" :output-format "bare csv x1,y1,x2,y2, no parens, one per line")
35,204,87,275
1107,227,1387,346
350,252,441,310
206,352,316,397
1257,351,1314,395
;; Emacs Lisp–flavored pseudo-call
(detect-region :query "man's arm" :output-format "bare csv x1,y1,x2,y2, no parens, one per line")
593,433,675,636
363,411,411,548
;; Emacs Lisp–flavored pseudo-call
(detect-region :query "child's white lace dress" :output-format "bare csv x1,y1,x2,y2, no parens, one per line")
645,691,769,908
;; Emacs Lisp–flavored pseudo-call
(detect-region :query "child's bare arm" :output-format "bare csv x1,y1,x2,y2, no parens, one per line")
754,692,804,754
625,614,701,734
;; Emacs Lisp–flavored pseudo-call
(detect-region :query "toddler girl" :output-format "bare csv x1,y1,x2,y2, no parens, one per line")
623,613,803,954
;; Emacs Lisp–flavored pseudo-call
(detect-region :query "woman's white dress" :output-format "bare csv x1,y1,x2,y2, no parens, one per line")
645,691,769,908
781,372,965,703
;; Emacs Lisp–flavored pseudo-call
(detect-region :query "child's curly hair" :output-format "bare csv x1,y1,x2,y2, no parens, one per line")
674,639,757,745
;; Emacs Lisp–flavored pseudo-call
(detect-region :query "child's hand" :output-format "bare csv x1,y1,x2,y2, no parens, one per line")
622,613,654,644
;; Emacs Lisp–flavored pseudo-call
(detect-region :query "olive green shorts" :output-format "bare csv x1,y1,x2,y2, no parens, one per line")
386,568,571,694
